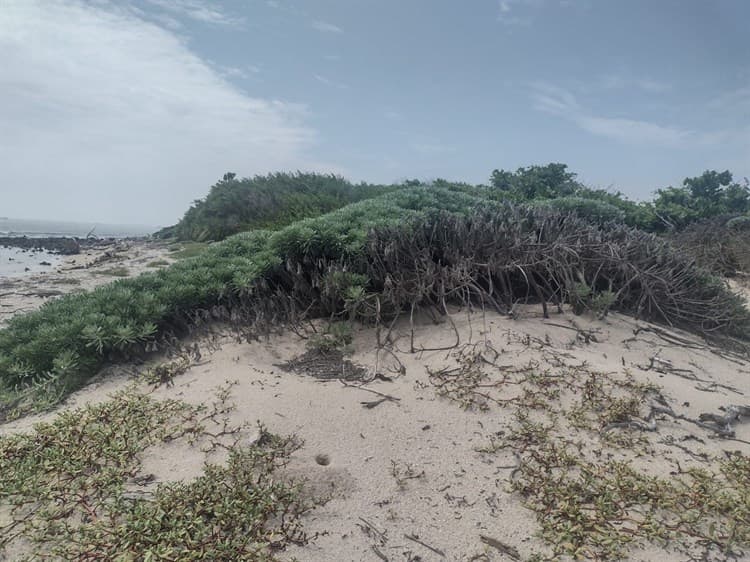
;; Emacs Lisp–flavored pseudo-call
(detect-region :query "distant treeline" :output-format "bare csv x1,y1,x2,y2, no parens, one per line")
157,164,750,242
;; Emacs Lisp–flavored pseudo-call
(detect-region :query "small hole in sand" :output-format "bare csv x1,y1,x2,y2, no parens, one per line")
315,454,331,466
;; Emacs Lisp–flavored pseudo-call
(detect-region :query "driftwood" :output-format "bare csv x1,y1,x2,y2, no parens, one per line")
638,355,743,395
404,533,445,557
603,395,750,439
478,535,521,560
697,405,750,437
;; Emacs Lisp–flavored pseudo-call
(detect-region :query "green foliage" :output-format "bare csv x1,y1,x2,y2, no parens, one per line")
488,163,660,230
1,175,749,414
307,321,354,354
0,187,489,412
533,197,626,224
490,163,579,200
167,241,210,259
161,165,749,247
166,171,396,241
653,170,750,229
516,443,750,559
0,392,306,560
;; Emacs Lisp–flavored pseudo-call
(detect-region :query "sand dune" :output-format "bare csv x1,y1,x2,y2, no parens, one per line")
3,304,749,561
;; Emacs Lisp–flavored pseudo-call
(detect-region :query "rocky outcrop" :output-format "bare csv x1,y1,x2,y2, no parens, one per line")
0,236,81,255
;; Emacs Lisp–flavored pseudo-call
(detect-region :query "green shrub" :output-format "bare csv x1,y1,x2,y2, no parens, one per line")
0,392,305,560
1,185,748,416
167,241,210,259
165,171,398,241
0,187,487,413
533,197,626,224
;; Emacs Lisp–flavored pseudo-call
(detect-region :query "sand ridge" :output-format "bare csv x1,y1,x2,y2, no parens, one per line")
2,305,749,561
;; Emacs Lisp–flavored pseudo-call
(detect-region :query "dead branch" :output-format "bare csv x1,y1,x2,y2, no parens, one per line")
404,533,445,557
478,535,521,560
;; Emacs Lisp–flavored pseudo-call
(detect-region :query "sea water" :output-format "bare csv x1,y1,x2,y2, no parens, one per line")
0,217,157,278
0,246,63,277
0,217,155,239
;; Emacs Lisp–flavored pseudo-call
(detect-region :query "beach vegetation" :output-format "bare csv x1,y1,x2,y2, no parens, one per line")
167,241,210,259
0,391,307,560
159,171,396,242
1,169,749,415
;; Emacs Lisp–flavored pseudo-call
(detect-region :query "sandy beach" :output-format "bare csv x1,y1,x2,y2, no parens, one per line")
2,294,748,560
0,239,174,327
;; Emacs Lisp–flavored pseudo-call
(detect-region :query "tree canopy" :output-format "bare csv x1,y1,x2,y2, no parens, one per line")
652,170,750,229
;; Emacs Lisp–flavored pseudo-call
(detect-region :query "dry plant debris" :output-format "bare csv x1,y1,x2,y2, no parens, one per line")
428,340,750,561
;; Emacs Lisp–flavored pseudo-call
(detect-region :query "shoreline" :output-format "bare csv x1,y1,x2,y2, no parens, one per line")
0,238,175,327
0,234,153,255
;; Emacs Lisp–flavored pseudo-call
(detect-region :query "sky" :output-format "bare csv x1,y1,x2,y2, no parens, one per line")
1,0,749,226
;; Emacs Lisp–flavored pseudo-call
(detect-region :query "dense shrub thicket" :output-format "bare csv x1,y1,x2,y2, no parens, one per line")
2,185,748,415
361,210,748,334
160,165,750,245
0,188,487,410
668,215,750,276
489,164,750,232
157,172,395,241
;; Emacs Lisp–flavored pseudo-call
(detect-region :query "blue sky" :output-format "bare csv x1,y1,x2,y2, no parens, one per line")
1,0,748,225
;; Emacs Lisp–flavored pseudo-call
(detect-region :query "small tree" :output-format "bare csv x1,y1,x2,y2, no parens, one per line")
653,170,750,229
490,163,579,200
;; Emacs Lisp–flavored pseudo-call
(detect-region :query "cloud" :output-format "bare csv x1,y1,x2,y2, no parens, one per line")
598,74,671,94
144,0,242,26
497,0,581,25
496,0,540,25
312,20,343,33
0,0,319,225
709,85,750,111
531,82,707,148
219,64,262,79
313,73,348,89
576,116,690,146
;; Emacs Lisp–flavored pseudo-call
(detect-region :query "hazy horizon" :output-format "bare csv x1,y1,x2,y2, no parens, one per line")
0,217,160,236
2,0,749,224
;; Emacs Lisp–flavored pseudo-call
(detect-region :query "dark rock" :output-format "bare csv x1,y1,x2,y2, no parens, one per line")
0,236,80,255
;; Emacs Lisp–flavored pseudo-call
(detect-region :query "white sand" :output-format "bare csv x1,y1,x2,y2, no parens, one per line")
3,305,749,561
0,239,174,326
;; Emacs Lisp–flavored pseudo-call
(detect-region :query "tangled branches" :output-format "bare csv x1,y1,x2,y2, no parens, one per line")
668,214,750,276
361,209,750,339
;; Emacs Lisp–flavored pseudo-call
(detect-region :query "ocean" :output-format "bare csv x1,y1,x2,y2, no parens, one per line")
0,217,156,239
0,217,158,278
